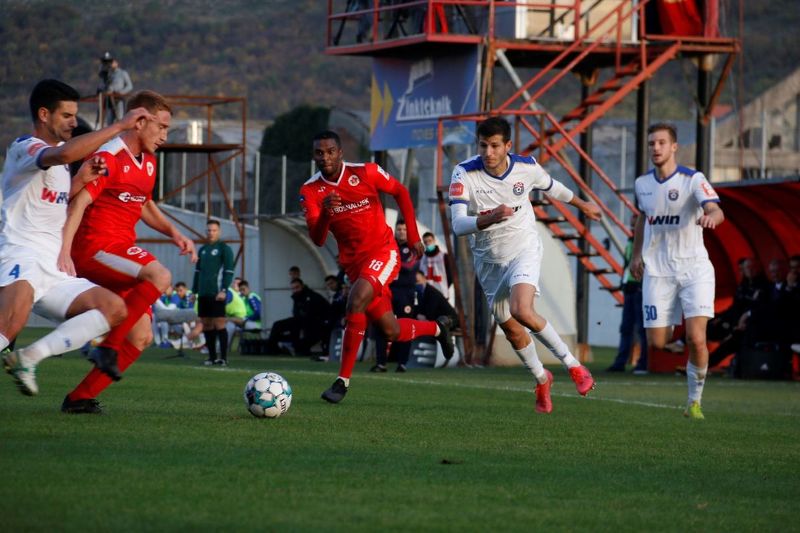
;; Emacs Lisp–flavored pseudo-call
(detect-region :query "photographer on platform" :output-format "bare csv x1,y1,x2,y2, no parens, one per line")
97,51,133,124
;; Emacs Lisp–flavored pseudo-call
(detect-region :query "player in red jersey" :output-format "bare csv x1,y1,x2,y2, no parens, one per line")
301,130,454,403
56,90,197,414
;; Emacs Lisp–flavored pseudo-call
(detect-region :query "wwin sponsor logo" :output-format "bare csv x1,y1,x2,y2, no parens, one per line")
647,214,680,225
41,187,69,204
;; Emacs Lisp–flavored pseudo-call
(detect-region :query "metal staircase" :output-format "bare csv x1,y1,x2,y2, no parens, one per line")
326,0,739,356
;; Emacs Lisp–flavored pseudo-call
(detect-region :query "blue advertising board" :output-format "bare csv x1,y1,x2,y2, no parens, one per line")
370,49,479,150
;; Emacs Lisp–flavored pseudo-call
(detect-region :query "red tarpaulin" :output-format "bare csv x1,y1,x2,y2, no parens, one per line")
656,0,704,36
706,179,800,311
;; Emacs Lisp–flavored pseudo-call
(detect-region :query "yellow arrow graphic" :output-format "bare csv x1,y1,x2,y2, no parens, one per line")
370,75,382,133
382,81,393,127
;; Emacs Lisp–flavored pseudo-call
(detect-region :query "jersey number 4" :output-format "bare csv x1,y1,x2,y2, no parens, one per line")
8,264,20,280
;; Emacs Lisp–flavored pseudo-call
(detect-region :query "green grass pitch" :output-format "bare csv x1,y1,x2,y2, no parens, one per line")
1,329,798,531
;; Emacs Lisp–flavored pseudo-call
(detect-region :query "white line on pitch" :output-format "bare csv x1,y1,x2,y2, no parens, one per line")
188,366,682,410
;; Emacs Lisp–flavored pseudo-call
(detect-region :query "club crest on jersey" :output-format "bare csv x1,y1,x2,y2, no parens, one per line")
512,182,525,196
146,161,155,176
348,175,360,187
211,249,219,256
668,189,679,201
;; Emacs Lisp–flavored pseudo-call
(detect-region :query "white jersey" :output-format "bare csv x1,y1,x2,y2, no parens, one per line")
420,249,449,296
449,153,572,263
634,165,720,277
0,135,70,260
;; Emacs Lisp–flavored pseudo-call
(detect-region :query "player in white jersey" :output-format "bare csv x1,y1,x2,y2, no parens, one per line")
0,79,152,396
630,123,724,420
449,117,601,414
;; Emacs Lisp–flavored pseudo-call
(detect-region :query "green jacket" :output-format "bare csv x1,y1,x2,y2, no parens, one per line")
192,240,235,296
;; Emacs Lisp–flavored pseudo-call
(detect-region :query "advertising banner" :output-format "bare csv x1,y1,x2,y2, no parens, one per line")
370,49,479,150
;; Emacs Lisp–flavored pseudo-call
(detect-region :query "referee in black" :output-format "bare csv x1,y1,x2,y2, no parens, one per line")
193,219,235,365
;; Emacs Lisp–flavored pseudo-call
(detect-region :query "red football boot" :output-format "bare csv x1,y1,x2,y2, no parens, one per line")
569,365,595,396
535,369,554,414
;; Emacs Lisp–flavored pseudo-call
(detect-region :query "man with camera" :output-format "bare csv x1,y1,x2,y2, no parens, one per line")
98,51,133,124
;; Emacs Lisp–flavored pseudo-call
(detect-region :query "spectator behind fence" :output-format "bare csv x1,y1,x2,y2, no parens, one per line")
705,257,768,370
371,220,419,373
173,281,195,309
152,285,198,349
325,275,347,329
174,281,204,347
224,283,247,351
786,256,800,354
745,259,794,350
97,51,133,124
607,214,648,374
420,231,451,298
267,278,331,356
240,280,263,330
414,270,457,327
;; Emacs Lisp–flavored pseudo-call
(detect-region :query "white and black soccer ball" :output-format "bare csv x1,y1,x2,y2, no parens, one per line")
244,372,292,418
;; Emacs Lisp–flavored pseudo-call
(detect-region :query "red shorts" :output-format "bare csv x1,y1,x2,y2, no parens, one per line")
72,242,158,294
346,246,399,321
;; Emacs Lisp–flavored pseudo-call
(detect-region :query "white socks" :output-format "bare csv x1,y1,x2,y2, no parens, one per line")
533,321,580,369
23,309,111,365
514,339,548,384
687,361,707,404
338,376,350,387
0,333,9,351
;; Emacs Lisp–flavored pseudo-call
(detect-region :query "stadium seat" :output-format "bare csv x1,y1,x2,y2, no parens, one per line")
233,326,266,355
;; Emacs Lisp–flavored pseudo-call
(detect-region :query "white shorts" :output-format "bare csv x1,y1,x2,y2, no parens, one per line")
642,260,715,328
475,247,542,324
0,245,97,321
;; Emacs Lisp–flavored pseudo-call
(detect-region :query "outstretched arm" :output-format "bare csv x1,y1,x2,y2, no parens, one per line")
39,107,154,168
545,178,602,221
567,194,602,221
58,189,94,276
698,202,724,229
141,200,197,262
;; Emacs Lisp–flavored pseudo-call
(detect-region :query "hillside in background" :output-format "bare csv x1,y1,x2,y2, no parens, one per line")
0,0,798,152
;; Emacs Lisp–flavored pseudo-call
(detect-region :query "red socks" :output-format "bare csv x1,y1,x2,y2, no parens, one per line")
102,280,161,350
396,318,437,341
68,339,143,401
339,313,367,379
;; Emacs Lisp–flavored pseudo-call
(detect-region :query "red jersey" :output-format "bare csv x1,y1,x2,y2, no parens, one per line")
300,162,404,268
75,137,155,249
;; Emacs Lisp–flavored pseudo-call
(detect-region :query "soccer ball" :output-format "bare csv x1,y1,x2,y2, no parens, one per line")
243,372,292,418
